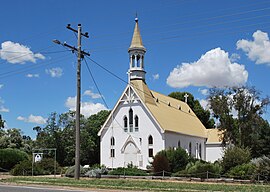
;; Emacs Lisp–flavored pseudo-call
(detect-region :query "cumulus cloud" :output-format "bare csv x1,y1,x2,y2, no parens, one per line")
17,114,46,124
26,73,39,78
230,53,241,62
167,48,248,88
199,99,209,110
0,97,9,113
0,41,45,64
65,96,107,118
152,73,160,80
83,90,102,99
237,30,270,64
46,67,63,78
199,88,209,96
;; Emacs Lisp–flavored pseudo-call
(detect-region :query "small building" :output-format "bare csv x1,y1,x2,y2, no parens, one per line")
98,18,223,169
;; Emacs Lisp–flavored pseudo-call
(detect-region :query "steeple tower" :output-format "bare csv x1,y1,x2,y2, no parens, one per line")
128,17,146,82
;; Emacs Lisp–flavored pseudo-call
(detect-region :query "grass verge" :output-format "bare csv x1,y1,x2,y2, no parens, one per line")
1,176,270,192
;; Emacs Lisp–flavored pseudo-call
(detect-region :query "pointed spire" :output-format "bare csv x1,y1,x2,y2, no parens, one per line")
129,17,146,51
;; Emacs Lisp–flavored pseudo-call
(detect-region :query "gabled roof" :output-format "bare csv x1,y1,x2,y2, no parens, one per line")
131,80,207,138
206,128,223,144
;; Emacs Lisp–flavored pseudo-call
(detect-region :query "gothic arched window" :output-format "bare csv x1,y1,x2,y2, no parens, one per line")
189,142,192,156
148,135,153,145
199,143,202,159
111,137,115,146
135,115,139,131
123,116,128,132
178,140,181,148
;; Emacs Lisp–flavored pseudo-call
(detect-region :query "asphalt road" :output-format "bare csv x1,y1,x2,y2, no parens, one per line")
0,184,102,192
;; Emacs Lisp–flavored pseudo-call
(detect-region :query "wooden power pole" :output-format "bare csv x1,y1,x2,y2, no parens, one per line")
53,24,90,180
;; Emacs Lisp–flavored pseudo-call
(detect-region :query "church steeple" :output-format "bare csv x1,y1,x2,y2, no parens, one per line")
128,17,146,82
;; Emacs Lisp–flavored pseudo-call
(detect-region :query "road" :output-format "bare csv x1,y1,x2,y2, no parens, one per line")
0,184,113,192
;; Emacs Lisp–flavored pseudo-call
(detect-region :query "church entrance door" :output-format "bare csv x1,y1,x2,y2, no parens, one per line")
124,142,138,166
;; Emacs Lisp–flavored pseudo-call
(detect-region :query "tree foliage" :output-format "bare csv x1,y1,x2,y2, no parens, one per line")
0,148,29,171
156,147,189,173
168,92,215,128
208,86,270,157
221,146,251,173
33,110,110,166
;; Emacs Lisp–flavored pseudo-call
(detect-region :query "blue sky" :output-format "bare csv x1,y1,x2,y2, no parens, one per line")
1,0,270,138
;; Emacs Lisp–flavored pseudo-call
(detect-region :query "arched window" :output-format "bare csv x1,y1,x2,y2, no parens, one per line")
129,108,133,132
148,135,153,157
123,116,128,132
141,55,144,68
131,55,135,67
111,137,115,146
137,54,141,67
129,108,133,125
135,115,139,131
110,137,115,158
178,140,181,148
148,135,153,145
189,142,192,156
199,143,202,159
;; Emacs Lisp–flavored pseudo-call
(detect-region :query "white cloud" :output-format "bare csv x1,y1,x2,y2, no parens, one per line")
26,73,39,78
65,96,107,118
237,30,270,65
199,99,209,110
0,97,9,113
152,73,160,80
199,88,209,96
0,84,3,89
0,41,45,64
17,114,46,124
0,106,9,113
46,67,63,78
83,90,102,99
167,48,248,88
230,53,240,62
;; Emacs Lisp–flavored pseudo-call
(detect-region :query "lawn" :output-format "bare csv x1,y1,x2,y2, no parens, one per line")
1,176,270,192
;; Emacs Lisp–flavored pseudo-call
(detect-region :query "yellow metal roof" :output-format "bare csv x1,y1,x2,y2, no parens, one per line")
206,128,223,143
129,19,145,50
131,80,207,138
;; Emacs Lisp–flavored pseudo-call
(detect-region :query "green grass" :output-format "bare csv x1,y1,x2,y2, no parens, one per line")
1,176,270,192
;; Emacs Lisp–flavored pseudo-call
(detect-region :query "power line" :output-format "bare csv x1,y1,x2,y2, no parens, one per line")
83,58,109,109
85,56,198,118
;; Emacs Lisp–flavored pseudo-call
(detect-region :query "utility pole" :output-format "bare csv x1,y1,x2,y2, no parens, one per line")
53,24,90,180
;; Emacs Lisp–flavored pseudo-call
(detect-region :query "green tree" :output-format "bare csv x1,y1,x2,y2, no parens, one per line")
208,86,270,155
156,147,189,173
221,146,251,173
168,92,214,128
81,110,110,165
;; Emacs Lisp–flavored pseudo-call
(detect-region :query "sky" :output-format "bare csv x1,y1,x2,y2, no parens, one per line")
1,0,270,138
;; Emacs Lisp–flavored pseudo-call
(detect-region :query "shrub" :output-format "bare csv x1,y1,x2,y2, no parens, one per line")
221,146,251,173
252,156,270,181
173,161,222,178
156,147,189,173
65,165,85,177
10,158,61,176
0,148,28,171
152,154,170,175
227,163,255,179
11,160,43,176
85,167,108,178
109,165,147,176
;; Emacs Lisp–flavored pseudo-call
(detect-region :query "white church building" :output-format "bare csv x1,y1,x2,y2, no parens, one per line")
98,18,223,169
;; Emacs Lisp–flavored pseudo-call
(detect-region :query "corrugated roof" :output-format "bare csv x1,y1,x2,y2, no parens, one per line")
131,80,207,138
206,128,223,143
